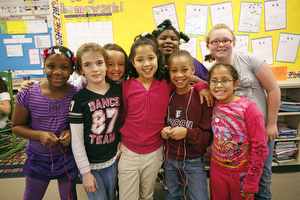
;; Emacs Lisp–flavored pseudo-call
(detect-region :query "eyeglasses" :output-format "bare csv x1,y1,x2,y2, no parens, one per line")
209,39,232,45
209,79,233,86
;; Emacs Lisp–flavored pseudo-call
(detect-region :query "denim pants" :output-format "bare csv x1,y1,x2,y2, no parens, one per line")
80,159,118,200
255,140,274,200
164,155,208,200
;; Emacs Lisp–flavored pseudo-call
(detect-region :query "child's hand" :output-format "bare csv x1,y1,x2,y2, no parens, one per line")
17,80,35,93
39,131,59,147
167,127,187,140
199,88,214,107
161,126,171,139
117,142,122,158
82,172,98,193
59,130,71,146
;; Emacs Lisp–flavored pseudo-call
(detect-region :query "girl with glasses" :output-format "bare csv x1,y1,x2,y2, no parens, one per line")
208,62,268,200
205,23,280,200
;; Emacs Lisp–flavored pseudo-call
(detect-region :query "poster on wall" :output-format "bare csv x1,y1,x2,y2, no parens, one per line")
210,1,234,31
251,36,273,65
199,40,214,69
234,34,249,53
276,33,300,63
238,2,262,33
265,0,287,31
64,13,114,53
184,4,208,35
180,37,197,58
152,3,179,32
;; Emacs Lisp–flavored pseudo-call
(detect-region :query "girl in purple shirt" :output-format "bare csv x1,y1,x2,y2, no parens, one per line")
12,46,79,200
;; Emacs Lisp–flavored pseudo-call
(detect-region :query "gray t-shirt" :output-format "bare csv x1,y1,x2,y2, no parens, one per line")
233,51,267,123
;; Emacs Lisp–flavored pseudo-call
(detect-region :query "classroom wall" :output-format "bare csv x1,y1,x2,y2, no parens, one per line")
1,0,300,78
58,0,300,72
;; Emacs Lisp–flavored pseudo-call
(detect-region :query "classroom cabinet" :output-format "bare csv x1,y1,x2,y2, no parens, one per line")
273,79,300,166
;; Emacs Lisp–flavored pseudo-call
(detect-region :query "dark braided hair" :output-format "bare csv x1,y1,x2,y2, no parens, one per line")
152,19,190,43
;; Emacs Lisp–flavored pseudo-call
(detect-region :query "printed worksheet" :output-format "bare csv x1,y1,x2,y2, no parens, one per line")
251,36,273,65
238,2,262,33
152,3,179,32
65,21,114,54
180,37,197,58
28,48,40,65
234,34,249,53
276,32,300,63
209,1,234,31
184,4,208,35
199,40,215,69
265,0,287,31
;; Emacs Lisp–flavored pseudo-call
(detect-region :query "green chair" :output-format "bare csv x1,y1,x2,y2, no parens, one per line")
0,69,27,160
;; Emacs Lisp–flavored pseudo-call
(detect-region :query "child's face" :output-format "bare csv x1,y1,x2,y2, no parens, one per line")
206,29,235,62
80,51,107,85
209,66,238,103
157,29,180,57
132,44,158,82
169,55,195,94
44,53,73,88
106,50,125,82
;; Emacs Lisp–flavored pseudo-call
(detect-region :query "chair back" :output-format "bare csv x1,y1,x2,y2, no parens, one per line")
0,69,14,120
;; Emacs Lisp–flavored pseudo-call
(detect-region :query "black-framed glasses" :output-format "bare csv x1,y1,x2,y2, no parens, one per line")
209,79,233,86
209,39,232,45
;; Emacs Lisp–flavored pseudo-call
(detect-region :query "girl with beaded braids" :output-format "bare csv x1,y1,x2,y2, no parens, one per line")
152,19,208,81
12,46,79,200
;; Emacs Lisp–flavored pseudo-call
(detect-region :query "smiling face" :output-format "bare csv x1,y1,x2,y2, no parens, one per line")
44,53,73,88
209,65,239,103
169,55,195,94
157,29,180,57
80,51,107,86
132,44,158,83
206,28,235,63
106,50,125,82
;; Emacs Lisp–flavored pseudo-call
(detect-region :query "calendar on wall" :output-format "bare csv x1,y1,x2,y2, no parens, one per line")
63,13,114,53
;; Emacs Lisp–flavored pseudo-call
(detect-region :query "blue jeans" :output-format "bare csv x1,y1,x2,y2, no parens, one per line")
80,159,118,200
164,155,208,200
255,140,274,200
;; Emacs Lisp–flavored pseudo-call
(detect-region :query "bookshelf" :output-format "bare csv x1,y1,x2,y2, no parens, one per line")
273,79,300,166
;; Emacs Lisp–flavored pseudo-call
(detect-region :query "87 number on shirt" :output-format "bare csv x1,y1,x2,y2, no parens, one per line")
91,108,119,135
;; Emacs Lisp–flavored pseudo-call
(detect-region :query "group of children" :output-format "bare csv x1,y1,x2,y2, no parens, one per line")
9,21,280,200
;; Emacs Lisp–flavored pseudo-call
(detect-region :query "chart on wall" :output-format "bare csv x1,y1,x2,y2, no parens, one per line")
64,13,114,53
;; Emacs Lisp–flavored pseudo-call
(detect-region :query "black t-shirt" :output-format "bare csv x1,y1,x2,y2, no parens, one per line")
69,83,122,163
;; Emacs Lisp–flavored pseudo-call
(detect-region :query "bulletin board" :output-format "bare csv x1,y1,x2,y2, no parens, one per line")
58,0,300,74
1,0,300,79
0,0,52,79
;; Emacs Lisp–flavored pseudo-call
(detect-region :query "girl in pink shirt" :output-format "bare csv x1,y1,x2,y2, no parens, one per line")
118,33,209,200
208,63,268,200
